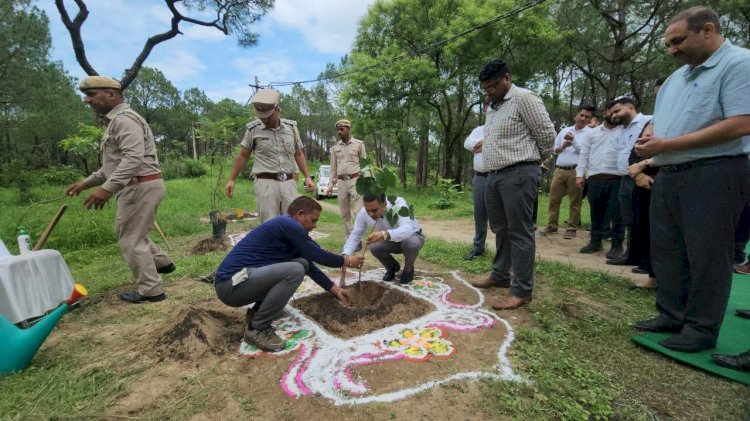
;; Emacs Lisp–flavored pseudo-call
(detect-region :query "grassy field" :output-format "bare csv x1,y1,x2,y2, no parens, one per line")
1,177,747,420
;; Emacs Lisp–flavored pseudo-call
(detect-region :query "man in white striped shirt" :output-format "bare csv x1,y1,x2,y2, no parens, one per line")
470,59,555,310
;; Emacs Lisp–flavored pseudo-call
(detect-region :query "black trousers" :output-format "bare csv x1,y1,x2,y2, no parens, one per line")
651,156,750,341
632,184,653,276
586,176,624,245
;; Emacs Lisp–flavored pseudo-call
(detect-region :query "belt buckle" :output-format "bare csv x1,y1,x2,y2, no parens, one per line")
276,172,288,182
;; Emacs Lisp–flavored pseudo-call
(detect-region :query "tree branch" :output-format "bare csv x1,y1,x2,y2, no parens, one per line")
54,0,98,76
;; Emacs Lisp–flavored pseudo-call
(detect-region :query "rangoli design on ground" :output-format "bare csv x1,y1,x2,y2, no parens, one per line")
237,269,523,405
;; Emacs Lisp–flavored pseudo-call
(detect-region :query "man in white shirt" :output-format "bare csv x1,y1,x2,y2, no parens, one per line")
462,101,491,260
343,192,424,284
576,109,625,258
606,97,651,265
542,105,595,239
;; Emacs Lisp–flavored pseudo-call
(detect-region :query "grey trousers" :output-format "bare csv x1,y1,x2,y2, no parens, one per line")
651,156,749,342
471,173,489,251
485,163,540,298
370,220,425,273
215,258,308,330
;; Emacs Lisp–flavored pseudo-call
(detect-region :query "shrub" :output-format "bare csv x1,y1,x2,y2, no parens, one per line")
33,165,84,185
161,158,208,180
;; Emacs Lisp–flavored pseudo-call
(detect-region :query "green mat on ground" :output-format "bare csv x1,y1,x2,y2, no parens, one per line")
631,271,750,385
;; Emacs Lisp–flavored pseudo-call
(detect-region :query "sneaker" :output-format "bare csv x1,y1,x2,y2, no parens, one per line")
562,229,576,239
580,242,603,254
606,244,624,260
244,326,285,352
734,263,750,275
383,262,401,282
541,226,558,235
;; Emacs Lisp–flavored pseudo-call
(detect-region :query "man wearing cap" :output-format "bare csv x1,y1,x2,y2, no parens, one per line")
226,88,315,223
66,76,174,304
327,119,366,235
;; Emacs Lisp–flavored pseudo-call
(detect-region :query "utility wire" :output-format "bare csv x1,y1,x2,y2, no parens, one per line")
267,0,548,88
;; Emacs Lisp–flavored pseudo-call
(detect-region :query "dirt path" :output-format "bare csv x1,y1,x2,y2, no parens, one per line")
319,200,646,283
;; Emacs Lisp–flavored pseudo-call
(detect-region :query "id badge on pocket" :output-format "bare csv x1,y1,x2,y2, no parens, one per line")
231,268,249,286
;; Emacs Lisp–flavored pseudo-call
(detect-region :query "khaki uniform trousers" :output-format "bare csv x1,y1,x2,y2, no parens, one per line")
337,177,362,235
547,167,582,228
255,178,300,223
115,179,171,296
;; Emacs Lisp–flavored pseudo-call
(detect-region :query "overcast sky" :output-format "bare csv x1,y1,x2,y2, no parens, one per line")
40,0,373,103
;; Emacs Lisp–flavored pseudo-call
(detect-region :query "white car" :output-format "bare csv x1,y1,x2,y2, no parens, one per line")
315,165,337,199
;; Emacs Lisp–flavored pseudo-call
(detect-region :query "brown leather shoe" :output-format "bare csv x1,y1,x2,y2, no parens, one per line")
472,276,510,289
492,295,532,310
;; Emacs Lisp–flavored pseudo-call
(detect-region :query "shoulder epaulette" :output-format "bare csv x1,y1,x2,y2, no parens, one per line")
246,120,262,130
281,118,298,126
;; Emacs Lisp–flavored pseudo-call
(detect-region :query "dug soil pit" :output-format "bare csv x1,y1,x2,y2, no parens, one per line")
292,281,434,339
153,307,241,361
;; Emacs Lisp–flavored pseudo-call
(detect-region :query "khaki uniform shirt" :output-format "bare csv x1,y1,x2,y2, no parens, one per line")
240,118,303,175
329,137,366,187
84,103,160,194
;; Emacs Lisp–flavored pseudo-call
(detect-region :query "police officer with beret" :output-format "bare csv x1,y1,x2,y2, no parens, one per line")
327,119,366,235
66,76,175,304
226,88,315,223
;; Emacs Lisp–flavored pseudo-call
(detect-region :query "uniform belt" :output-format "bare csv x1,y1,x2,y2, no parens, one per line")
128,173,162,185
256,172,295,181
337,172,360,180
488,160,540,174
475,171,488,177
556,165,576,170
589,173,619,181
660,155,747,173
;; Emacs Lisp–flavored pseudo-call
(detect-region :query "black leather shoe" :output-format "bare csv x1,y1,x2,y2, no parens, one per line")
463,249,484,260
736,309,750,319
631,317,682,333
157,263,176,274
400,270,414,285
631,267,649,274
605,258,636,266
659,334,716,353
580,242,603,254
606,245,624,260
383,263,401,282
712,350,750,371
120,291,166,304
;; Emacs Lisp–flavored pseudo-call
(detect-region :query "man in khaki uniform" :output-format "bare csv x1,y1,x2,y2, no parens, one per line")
66,76,174,304
226,88,314,223
327,119,366,235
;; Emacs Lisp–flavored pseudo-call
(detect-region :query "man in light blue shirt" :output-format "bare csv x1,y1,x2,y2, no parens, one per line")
631,6,750,353
606,97,651,265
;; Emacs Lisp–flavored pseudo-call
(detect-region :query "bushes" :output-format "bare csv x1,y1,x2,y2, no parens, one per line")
34,166,84,185
160,158,208,180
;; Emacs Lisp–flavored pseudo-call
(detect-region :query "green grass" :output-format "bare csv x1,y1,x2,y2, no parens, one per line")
1,178,747,420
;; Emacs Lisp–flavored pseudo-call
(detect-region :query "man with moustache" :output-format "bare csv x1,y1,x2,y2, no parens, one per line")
327,119,367,236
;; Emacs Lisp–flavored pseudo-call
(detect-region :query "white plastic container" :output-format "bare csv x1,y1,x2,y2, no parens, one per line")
16,226,32,255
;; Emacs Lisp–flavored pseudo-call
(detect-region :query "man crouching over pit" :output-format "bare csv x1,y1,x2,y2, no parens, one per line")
215,196,364,352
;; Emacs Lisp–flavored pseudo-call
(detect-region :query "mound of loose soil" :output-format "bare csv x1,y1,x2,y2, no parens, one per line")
190,237,229,255
223,211,257,221
292,281,434,339
153,307,241,361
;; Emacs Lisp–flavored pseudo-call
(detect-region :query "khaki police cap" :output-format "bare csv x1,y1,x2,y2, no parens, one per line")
335,119,351,128
78,76,122,92
252,88,280,118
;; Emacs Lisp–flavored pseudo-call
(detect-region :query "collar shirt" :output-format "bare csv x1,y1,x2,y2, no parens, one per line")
553,124,591,167
329,137,366,187
463,125,484,172
576,124,623,178
240,118,304,174
652,40,750,166
84,103,160,194
616,113,651,173
482,85,555,171
343,196,421,255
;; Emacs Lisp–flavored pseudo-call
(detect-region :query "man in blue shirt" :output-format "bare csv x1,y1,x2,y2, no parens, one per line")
215,196,364,352
631,6,750,352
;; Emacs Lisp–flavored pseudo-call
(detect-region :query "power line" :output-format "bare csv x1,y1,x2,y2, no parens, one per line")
266,0,548,88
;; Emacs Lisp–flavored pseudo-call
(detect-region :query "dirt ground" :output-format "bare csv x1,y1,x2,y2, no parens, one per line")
40,206,657,418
